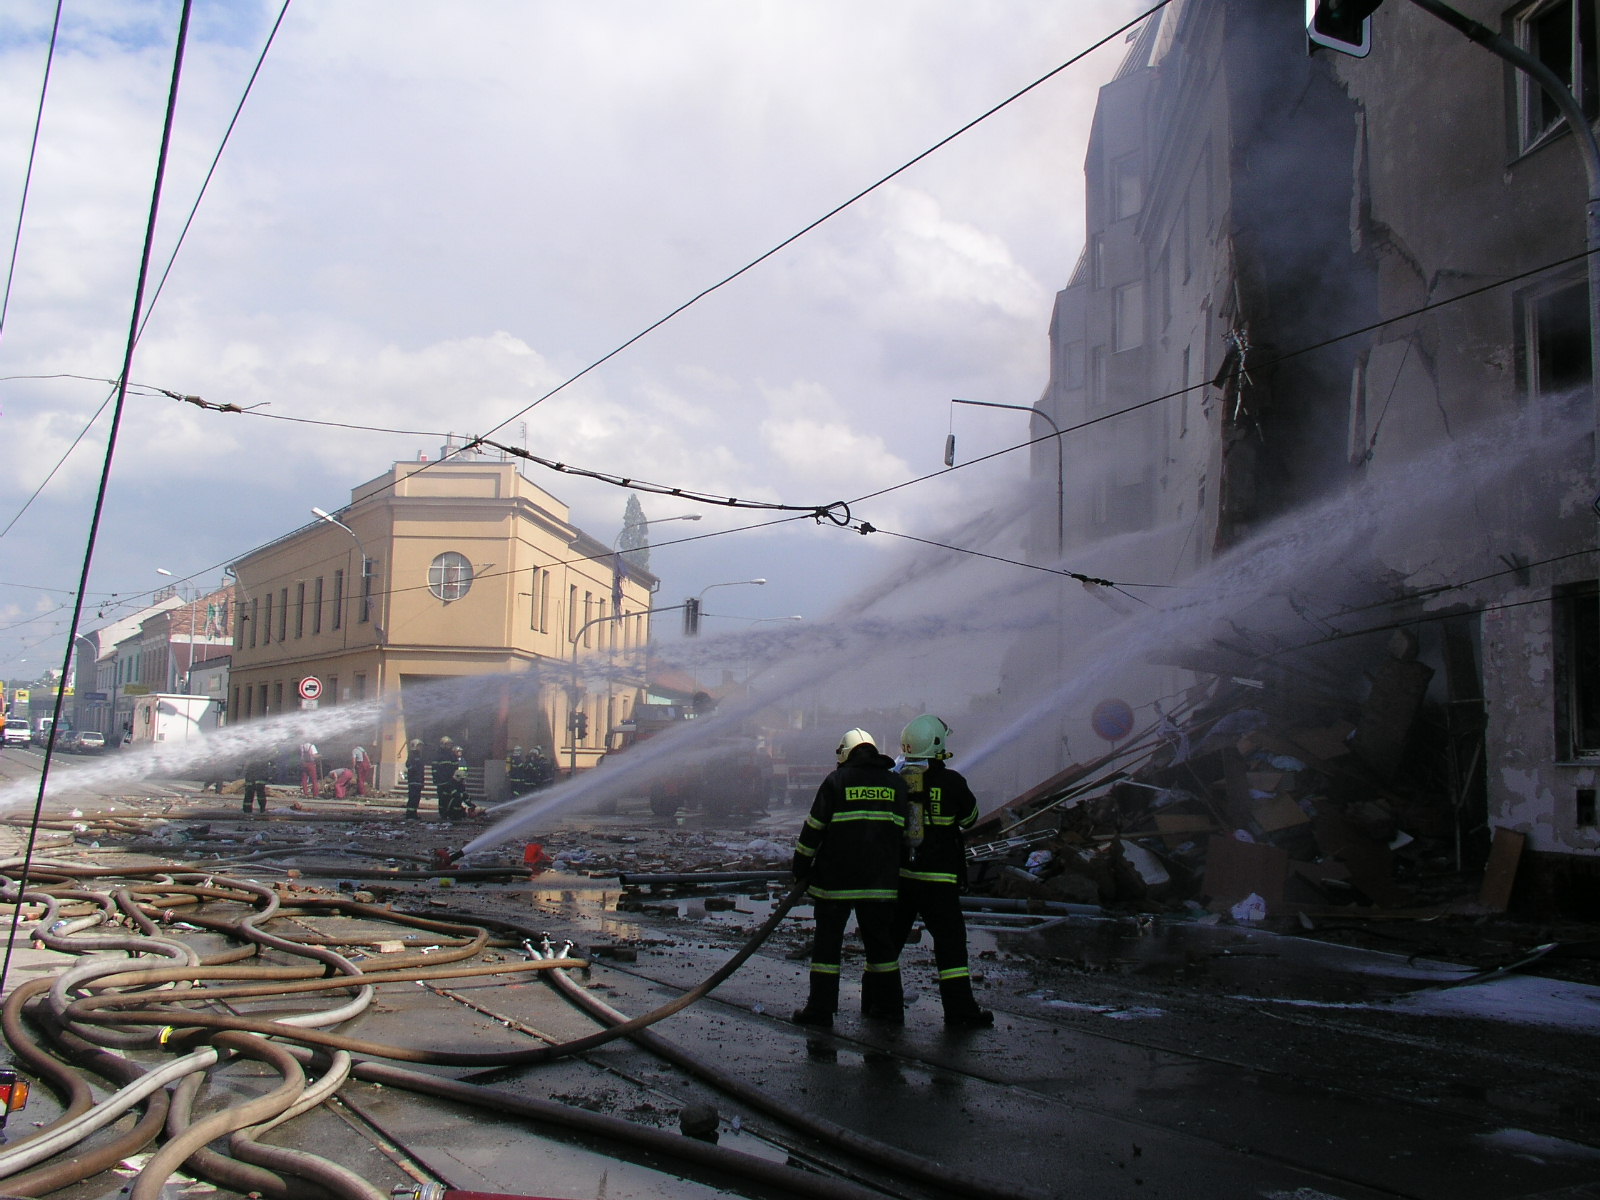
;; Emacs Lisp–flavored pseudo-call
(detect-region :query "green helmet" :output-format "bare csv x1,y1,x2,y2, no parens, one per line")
901,714,952,760
835,728,876,764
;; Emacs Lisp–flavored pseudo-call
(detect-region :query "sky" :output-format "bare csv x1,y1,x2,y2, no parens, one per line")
0,0,1151,683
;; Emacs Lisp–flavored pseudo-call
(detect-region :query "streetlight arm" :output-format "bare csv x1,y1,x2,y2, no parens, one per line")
950,399,1065,557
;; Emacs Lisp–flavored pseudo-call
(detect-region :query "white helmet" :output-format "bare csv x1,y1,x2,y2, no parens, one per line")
835,728,876,764
901,714,952,760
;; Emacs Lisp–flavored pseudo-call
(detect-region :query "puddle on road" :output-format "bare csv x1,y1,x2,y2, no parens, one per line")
997,913,1466,1004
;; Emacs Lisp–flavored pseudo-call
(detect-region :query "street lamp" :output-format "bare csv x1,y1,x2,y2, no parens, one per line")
613,513,702,556
684,578,765,637
950,398,1064,558
311,507,383,640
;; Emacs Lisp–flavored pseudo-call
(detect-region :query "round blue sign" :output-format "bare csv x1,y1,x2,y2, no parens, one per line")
1091,698,1135,743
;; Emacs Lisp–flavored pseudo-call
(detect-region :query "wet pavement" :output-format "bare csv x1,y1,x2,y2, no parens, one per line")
1,780,1598,1199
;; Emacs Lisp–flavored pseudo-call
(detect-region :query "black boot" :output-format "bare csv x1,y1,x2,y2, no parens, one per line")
861,968,904,1024
792,970,838,1028
939,974,993,1028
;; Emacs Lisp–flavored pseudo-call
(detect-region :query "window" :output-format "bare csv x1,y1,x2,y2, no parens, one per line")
313,577,324,634
249,598,258,648
1519,277,1591,402
355,674,366,702
295,582,306,639
277,588,288,642
359,558,376,622
1516,0,1599,151
1114,282,1145,352
332,569,344,631
258,683,267,715
1554,584,1600,759
1060,341,1086,390
428,552,473,602
1111,155,1142,221
328,676,338,705
527,567,550,632
262,594,272,645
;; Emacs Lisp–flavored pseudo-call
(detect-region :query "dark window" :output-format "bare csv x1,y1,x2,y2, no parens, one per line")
1517,0,1600,150
262,594,272,645
332,569,344,631
1520,278,1591,403
313,577,324,635
295,582,306,639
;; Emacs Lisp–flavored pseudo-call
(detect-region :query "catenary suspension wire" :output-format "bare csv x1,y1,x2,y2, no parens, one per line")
0,0,196,1001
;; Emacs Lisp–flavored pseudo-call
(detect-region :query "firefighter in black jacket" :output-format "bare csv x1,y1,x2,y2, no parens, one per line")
892,714,993,1027
790,729,910,1028
405,739,427,819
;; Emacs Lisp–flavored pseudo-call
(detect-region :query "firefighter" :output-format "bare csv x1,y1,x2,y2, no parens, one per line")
892,714,992,1028
434,737,465,821
790,728,909,1028
508,745,532,793
405,739,426,819
241,753,272,815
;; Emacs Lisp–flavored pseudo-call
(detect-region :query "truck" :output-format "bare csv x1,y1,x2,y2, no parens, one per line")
128,694,223,745
31,715,72,747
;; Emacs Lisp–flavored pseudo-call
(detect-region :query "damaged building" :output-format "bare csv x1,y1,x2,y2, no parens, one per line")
1005,0,1598,918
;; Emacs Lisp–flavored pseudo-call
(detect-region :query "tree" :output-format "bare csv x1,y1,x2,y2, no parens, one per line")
619,494,650,570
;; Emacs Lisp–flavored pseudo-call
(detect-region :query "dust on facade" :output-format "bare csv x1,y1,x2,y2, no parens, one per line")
1008,0,1597,916
72,443,657,797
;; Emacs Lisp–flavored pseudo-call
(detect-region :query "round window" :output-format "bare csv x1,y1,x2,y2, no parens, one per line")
428,551,474,602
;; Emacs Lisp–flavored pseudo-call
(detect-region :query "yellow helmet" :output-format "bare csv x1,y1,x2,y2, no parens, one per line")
835,728,876,764
901,714,952,760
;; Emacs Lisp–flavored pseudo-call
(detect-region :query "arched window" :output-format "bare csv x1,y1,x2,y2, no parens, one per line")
428,551,474,602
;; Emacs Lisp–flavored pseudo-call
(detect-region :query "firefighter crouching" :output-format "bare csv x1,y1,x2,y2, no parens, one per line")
790,728,910,1028
893,714,993,1028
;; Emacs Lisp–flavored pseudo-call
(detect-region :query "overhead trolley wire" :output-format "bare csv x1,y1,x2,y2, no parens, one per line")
110,240,1600,612
1,0,197,1000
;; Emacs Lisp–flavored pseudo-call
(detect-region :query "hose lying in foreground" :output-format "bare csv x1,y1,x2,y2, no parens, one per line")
532,943,1051,1200
78,884,808,1067
285,1046,895,1200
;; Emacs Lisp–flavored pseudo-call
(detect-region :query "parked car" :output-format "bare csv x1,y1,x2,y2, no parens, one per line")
66,730,105,754
3,719,31,747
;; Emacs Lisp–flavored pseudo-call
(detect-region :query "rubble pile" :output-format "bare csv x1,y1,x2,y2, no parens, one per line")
969,632,1491,924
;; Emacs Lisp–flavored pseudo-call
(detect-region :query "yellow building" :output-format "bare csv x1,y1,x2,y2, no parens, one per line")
228,456,657,794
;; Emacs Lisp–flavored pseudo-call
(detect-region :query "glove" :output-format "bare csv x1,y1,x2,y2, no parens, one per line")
790,853,812,883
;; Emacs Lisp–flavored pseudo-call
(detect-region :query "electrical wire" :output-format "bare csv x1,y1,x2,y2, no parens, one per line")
0,0,196,1002
0,0,291,547
0,0,62,347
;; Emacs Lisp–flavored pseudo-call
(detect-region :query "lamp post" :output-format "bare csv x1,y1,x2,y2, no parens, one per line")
155,568,197,693
613,513,701,559
568,602,688,780
311,507,379,634
688,578,765,633
312,505,388,784
950,398,1064,558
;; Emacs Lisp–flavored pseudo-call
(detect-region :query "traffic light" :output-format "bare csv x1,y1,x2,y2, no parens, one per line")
1307,0,1382,57
573,711,589,741
683,597,700,636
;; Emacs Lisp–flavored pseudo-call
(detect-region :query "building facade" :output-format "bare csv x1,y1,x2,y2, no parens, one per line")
228,456,657,793
1030,0,1597,910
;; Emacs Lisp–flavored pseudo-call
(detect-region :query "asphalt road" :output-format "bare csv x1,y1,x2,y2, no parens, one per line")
1,784,1597,1200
